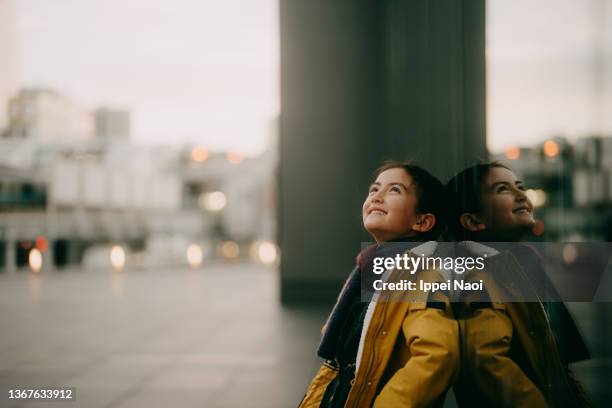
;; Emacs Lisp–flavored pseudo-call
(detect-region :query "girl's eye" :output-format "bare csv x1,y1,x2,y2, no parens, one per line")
390,186,401,193
369,187,378,194
517,185,526,191
497,185,508,192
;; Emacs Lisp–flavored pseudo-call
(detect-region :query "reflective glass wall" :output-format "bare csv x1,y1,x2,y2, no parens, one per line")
487,1,612,404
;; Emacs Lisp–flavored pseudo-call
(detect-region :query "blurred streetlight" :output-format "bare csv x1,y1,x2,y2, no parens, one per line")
505,146,520,160
198,191,226,212
525,189,547,207
543,140,559,158
35,236,48,252
191,146,209,163
253,241,278,265
562,243,578,264
220,241,240,259
227,151,244,164
29,248,43,273
186,244,203,268
110,245,126,271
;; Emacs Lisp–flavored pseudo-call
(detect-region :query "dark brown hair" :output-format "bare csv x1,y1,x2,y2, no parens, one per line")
444,162,510,240
372,161,445,240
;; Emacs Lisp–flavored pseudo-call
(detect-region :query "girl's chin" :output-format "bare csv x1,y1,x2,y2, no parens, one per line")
514,221,537,233
363,220,383,231
523,218,537,228
514,215,536,228
486,222,537,241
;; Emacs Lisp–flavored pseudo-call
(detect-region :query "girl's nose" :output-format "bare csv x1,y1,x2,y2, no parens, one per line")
514,188,527,201
371,190,384,203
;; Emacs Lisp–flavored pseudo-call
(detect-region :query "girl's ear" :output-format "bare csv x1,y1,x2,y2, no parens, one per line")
412,213,436,233
459,213,486,232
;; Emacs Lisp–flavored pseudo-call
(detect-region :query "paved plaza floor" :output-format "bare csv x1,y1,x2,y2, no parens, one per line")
1,264,610,407
0,264,328,408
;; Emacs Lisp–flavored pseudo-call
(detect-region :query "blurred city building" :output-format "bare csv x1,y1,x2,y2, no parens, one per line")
5,89,95,141
493,135,612,241
180,147,276,243
94,107,131,142
0,110,277,273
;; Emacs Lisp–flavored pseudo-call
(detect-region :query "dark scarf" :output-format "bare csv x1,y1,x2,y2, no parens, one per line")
317,238,423,361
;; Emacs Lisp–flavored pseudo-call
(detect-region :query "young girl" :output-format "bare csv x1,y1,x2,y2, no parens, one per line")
445,162,590,407
299,161,459,408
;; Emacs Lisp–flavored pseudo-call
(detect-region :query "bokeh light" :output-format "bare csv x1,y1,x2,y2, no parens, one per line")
227,151,244,164
505,146,520,160
28,248,43,273
186,244,204,268
198,191,227,212
543,140,559,158
525,189,547,207
257,241,277,265
35,236,48,252
220,241,240,259
562,243,578,264
190,146,209,163
110,245,126,271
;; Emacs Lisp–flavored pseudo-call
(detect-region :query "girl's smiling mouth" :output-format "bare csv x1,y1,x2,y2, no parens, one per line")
512,205,532,214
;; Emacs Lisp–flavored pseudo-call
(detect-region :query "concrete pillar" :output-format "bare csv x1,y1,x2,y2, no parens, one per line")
279,0,486,304
5,237,16,274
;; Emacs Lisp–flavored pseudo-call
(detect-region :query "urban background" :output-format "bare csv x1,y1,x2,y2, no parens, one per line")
0,0,611,407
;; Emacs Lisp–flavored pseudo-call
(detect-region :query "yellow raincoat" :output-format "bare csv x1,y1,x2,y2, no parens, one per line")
299,243,459,408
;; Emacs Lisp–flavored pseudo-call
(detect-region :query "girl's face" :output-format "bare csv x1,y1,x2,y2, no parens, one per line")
362,168,422,243
476,167,536,241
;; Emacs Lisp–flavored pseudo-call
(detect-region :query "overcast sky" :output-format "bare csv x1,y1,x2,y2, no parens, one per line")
14,0,612,154
16,0,278,155
487,0,612,152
